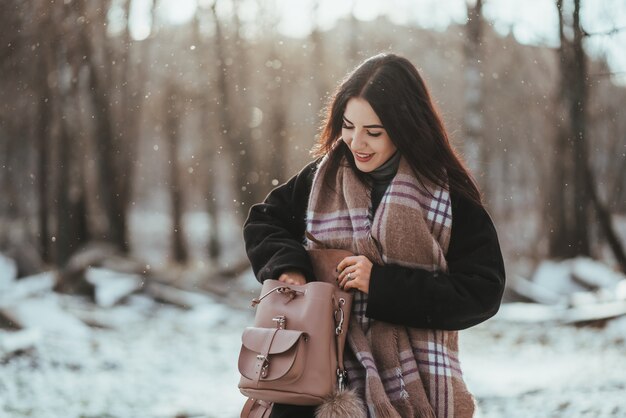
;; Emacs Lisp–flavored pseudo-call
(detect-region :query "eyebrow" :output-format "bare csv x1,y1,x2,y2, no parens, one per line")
342,115,385,129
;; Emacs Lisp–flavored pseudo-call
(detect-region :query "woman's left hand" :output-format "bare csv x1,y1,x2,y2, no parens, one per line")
336,255,373,294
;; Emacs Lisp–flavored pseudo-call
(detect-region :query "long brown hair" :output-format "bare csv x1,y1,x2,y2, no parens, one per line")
313,53,482,207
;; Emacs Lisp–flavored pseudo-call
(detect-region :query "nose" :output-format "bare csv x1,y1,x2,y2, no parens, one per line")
350,128,367,151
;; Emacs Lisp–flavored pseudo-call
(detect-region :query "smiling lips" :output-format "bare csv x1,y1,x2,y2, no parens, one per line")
354,152,374,162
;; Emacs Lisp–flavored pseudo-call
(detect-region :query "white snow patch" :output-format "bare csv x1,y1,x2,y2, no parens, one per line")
1,295,90,338
532,260,588,296
0,253,17,291
85,267,143,308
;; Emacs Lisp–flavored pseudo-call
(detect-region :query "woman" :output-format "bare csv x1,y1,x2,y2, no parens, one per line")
243,53,505,418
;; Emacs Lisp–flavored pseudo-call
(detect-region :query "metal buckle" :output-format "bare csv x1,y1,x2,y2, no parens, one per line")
337,368,348,391
257,355,270,378
272,315,286,329
335,298,345,335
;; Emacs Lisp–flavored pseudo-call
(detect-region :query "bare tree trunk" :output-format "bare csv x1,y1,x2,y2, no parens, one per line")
310,0,329,112
192,6,222,261
1,126,20,221
348,1,360,66
463,0,486,193
86,54,126,249
205,145,222,261
267,65,287,185
76,0,128,252
117,0,144,230
54,119,77,265
549,0,625,268
43,1,91,266
568,0,591,254
549,0,590,258
232,0,258,209
611,157,626,211
165,84,189,264
547,123,572,257
585,166,626,272
36,14,53,263
210,0,255,221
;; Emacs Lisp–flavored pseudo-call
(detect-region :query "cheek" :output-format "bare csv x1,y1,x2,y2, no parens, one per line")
380,138,396,155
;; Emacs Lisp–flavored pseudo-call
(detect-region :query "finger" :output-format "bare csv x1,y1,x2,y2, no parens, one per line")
338,277,346,289
337,266,357,282
336,256,358,273
343,277,358,292
338,272,351,289
337,272,347,288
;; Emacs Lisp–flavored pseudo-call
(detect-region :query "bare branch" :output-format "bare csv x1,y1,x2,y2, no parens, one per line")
589,70,626,79
583,26,626,37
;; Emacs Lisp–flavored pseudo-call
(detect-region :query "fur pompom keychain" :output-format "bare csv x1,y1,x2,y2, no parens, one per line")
316,388,367,418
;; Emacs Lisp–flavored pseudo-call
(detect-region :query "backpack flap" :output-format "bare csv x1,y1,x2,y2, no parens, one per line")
238,327,308,384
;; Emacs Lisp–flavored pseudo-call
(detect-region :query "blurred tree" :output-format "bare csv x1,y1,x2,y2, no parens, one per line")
264,5,288,186
310,0,330,112
210,0,256,222
0,2,49,260
550,0,626,270
463,0,489,199
34,0,91,265
76,0,132,253
232,0,260,211
347,1,361,67
192,2,222,261
549,0,590,258
164,83,189,263
2,0,626,276
34,3,54,262
116,0,147,240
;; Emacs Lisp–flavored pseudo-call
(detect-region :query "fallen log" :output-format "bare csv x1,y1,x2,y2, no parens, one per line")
85,267,143,308
570,257,626,293
496,300,626,325
507,275,565,305
561,300,626,324
144,282,215,309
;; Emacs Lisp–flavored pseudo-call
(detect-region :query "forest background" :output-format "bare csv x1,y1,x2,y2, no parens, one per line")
2,0,626,275
2,0,626,277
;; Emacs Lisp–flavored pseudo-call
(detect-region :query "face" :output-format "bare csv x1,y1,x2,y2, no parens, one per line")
341,97,397,173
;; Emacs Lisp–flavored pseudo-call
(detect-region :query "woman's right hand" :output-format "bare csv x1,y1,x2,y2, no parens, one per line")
277,270,307,285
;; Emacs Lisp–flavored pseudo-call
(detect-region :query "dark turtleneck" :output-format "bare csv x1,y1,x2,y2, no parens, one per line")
367,151,401,216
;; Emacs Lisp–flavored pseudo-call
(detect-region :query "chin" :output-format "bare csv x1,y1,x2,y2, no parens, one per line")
355,158,381,173
355,164,374,173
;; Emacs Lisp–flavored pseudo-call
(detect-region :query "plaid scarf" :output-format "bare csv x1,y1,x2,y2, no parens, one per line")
306,147,475,418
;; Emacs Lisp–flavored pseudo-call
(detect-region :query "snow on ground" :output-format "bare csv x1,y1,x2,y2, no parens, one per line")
0,291,254,418
462,317,626,418
2,281,626,418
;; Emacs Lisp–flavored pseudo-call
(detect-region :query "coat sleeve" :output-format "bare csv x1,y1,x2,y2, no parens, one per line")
365,192,506,330
243,161,318,284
